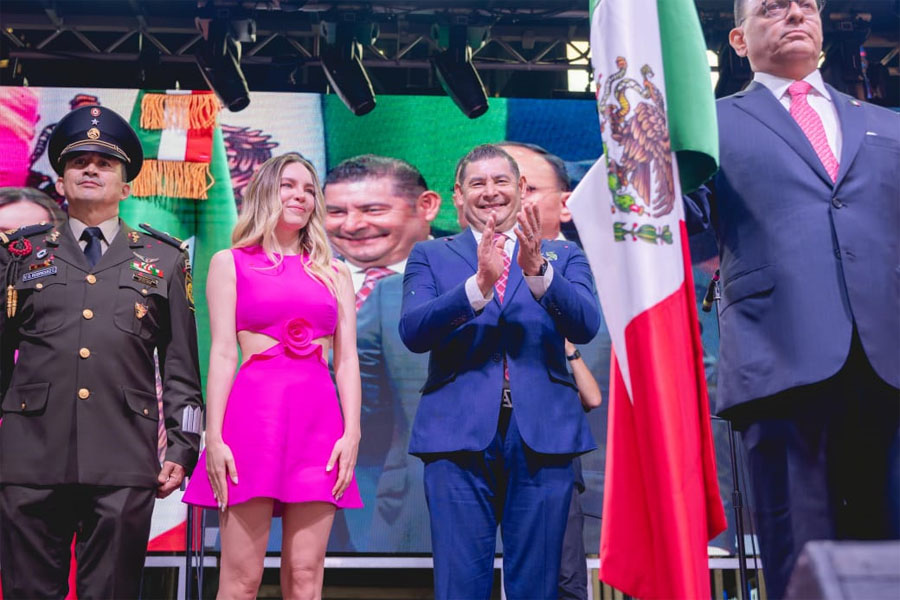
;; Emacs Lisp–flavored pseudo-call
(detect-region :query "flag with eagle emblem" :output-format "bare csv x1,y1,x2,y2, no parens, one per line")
567,0,727,597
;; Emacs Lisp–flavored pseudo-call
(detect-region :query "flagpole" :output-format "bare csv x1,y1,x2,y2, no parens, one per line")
725,418,750,599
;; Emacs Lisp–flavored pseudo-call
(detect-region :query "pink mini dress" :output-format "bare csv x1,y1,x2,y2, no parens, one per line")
183,246,362,512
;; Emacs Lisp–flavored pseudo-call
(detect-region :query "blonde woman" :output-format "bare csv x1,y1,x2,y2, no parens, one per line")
184,153,362,598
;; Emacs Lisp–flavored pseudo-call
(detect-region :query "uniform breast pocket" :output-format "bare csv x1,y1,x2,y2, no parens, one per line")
15,264,68,334
113,268,169,340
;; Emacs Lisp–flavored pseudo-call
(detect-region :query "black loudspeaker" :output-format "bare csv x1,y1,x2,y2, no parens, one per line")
785,540,900,599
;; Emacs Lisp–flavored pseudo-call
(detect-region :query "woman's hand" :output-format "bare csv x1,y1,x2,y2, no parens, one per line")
327,432,360,501
205,438,238,511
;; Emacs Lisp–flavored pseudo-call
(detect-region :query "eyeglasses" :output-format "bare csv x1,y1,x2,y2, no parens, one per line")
741,0,825,23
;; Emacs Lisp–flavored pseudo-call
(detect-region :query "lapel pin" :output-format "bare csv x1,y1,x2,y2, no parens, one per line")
36,248,48,259
128,231,140,244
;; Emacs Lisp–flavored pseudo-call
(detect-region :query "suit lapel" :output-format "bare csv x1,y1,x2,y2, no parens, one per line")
52,221,91,272
445,228,478,273
93,221,138,274
734,81,832,186
828,85,864,189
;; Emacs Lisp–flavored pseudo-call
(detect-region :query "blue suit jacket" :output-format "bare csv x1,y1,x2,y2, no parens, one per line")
686,82,900,416
399,229,601,456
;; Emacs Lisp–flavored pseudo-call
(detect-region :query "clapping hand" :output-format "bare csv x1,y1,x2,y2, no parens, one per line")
515,202,545,275
475,214,508,297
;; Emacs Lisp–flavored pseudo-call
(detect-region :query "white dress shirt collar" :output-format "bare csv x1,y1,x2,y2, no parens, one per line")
754,69,831,105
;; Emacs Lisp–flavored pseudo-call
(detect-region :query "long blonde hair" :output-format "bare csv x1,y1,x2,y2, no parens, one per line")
232,153,338,298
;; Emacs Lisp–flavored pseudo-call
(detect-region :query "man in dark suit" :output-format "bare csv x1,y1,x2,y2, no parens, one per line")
0,105,202,598
323,155,441,550
400,144,601,599
685,1,900,597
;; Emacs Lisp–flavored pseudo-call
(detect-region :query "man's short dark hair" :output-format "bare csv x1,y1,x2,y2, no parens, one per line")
324,155,428,206
0,186,66,225
456,144,520,186
498,141,571,192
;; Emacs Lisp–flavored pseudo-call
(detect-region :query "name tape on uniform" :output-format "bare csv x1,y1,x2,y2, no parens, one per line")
22,266,58,281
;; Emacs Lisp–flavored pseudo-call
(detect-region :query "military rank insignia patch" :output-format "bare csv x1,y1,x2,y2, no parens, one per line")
128,231,140,244
185,269,195,312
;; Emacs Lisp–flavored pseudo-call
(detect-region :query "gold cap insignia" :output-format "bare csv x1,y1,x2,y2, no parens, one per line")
87,127,100,140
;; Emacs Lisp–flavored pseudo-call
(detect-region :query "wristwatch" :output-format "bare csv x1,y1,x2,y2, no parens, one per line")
566,348,581,361
538,258,549,276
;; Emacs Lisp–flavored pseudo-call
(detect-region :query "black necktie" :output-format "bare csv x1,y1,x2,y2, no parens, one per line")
81,227,103,267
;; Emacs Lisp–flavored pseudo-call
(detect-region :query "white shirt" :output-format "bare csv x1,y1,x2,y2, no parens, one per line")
349,258,407,294
464,226,553,311
754,69,842,161
69,215,120,255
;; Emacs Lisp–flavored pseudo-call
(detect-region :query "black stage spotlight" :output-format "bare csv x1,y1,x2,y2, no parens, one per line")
194,16,251,112
430,24,489,119
320,20,377,116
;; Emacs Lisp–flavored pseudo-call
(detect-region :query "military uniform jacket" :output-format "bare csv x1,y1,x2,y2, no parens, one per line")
0,219,202,488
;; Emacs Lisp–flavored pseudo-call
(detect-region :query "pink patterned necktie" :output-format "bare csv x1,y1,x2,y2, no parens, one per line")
493,233,512,384
788,80,839,182
355,266,394,311
493,233,511,303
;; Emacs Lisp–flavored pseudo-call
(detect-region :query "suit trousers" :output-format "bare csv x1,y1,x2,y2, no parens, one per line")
558,489,588,600
738,332,900,600
423,407,574,600
0,484,156,599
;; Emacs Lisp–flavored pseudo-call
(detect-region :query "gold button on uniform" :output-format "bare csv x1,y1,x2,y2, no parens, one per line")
77,388,90,399
82,309,94,319
35,283,43,290
86,274,97,284
79,348,91,359
20,402,26,410
142,408,149,415
141,288,148,295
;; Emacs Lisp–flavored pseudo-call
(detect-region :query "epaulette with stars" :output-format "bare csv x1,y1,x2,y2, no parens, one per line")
139,223,189,251
0,222,54,246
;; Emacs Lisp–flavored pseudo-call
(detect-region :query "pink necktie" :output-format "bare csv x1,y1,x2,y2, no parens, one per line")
493,234,511,304
788,80,839,182
493,233,512,383
355,266,394,311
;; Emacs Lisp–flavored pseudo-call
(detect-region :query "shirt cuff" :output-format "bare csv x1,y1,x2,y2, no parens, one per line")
466,275,493,311
525,262,553,299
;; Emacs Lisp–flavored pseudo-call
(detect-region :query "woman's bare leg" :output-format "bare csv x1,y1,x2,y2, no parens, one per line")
217,498,274,600
279,502,336,600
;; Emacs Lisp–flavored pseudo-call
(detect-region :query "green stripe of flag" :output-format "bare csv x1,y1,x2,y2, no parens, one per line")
657,0,719,192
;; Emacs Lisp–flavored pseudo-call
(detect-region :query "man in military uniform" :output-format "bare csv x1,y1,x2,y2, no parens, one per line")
0,105,203,598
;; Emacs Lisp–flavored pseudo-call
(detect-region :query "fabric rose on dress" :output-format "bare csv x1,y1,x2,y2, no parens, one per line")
281,317,318,357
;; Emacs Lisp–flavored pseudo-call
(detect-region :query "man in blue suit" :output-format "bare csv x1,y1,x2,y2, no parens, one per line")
686,1,900,597
400,144,601,599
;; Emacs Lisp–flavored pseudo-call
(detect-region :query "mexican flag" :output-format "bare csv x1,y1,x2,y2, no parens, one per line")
122,89,237,551
567,1,726,598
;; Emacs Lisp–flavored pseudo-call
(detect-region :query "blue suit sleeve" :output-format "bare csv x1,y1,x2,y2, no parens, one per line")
537,245,602,344
399,243,477,354
684,184,714,236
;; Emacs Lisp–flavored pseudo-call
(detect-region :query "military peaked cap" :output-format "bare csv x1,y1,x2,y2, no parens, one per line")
48,105,144,182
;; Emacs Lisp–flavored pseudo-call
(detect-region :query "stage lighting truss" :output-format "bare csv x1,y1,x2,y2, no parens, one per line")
430,24,491,119
320,18,378,116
